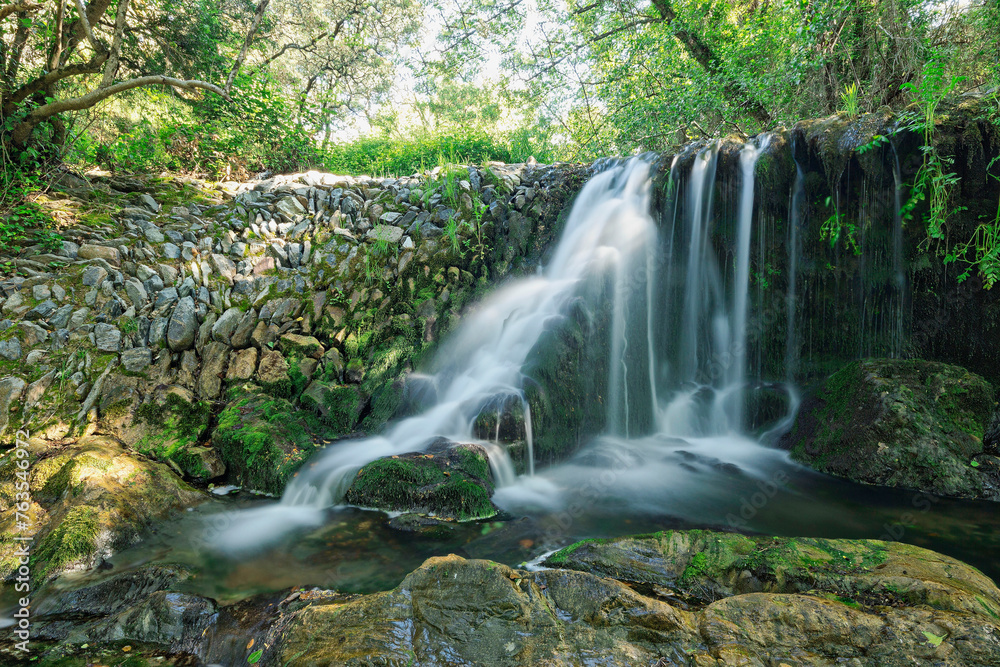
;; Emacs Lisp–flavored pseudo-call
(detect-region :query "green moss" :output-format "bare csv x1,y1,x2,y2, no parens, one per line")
37,457,74,502
681,552,710,581
31,506,100,581
347,458,446,508
133,394,211,462
320,385,362,432
213,394,325,494
344,449,497,520
431,479,494,521
456,447,490,482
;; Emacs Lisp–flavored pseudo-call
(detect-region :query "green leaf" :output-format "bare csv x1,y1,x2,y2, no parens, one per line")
971,461,980,468
248,649,263,663
922,631,946,647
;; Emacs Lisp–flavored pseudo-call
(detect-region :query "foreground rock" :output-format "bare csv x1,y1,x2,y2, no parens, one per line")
18,530,1000,665
275,531,1000,665
0,436,202,583
784,359,1000,500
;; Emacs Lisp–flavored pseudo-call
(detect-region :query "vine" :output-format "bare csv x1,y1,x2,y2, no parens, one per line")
899,59,966,245
948,155,1000,289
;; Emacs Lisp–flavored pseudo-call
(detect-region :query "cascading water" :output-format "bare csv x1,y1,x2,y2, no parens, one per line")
215,140,795,549
279,158,658,509
497,137,795,514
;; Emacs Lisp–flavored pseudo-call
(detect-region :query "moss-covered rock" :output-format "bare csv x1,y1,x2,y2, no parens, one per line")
344,439,498,520
523,300,610,465
273,541,1000,666
211,388,329,494
546,529,1000,619
783,359,999,499
0,436,202,584
129,388,216,480
299,379,365,432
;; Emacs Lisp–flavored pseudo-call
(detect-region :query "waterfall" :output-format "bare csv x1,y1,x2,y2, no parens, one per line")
786,158,805,381
728,138,768,428
281,158,657,509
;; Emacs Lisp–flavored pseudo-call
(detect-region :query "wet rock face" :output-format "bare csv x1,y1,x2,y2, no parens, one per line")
18,529,1000,665
783,359,999,500
272,534,1000,666
343,439,498,520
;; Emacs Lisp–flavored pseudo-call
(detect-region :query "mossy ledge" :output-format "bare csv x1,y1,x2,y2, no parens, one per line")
783,358,1000,500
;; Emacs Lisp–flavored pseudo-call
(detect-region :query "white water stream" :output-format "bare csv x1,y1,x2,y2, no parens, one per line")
214,142,798,550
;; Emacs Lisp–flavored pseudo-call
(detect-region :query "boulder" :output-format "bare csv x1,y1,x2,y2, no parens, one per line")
230,308,257,349
299,380,363,432
226,347,258,381
82,265,108,287
93,323,122,353
0,436,200,584
274,533,1000,666
784,359,998,500
24,299,57,321
121,347,152,373
278,333,323,359
210,253,237,282
212,307,242,343
197,341,230,399
212,392,326,493
343,440,497,521
0,338,22,361
124,278,148,307
257,349,290,388
368,224,404,244
78,244,121,266
276,196,307,218
167,297,198,351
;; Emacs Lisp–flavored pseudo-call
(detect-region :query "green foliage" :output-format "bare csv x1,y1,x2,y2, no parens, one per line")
840,82,861,118
819,198,860,255
946,156,1000,289
321,129,556,178
857,133,891,155
82,77,321,178
0,160,64,254
900,59,965,242
922,631,946,647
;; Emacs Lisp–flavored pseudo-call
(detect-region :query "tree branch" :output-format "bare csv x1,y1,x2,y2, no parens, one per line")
60,0,112,66
225,0,270,93
72,0,103,53
4,53,107,113
99,0,128,87
12,76,228,144
0,1,40,22
49,0,66,70
249,30,331,76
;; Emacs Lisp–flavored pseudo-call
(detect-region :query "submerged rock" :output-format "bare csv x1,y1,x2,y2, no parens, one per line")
343,439,498,520
784,359,999,500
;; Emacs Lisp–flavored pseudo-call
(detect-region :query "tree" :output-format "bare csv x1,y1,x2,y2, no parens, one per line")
0,0,419,158
1,0,234,150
